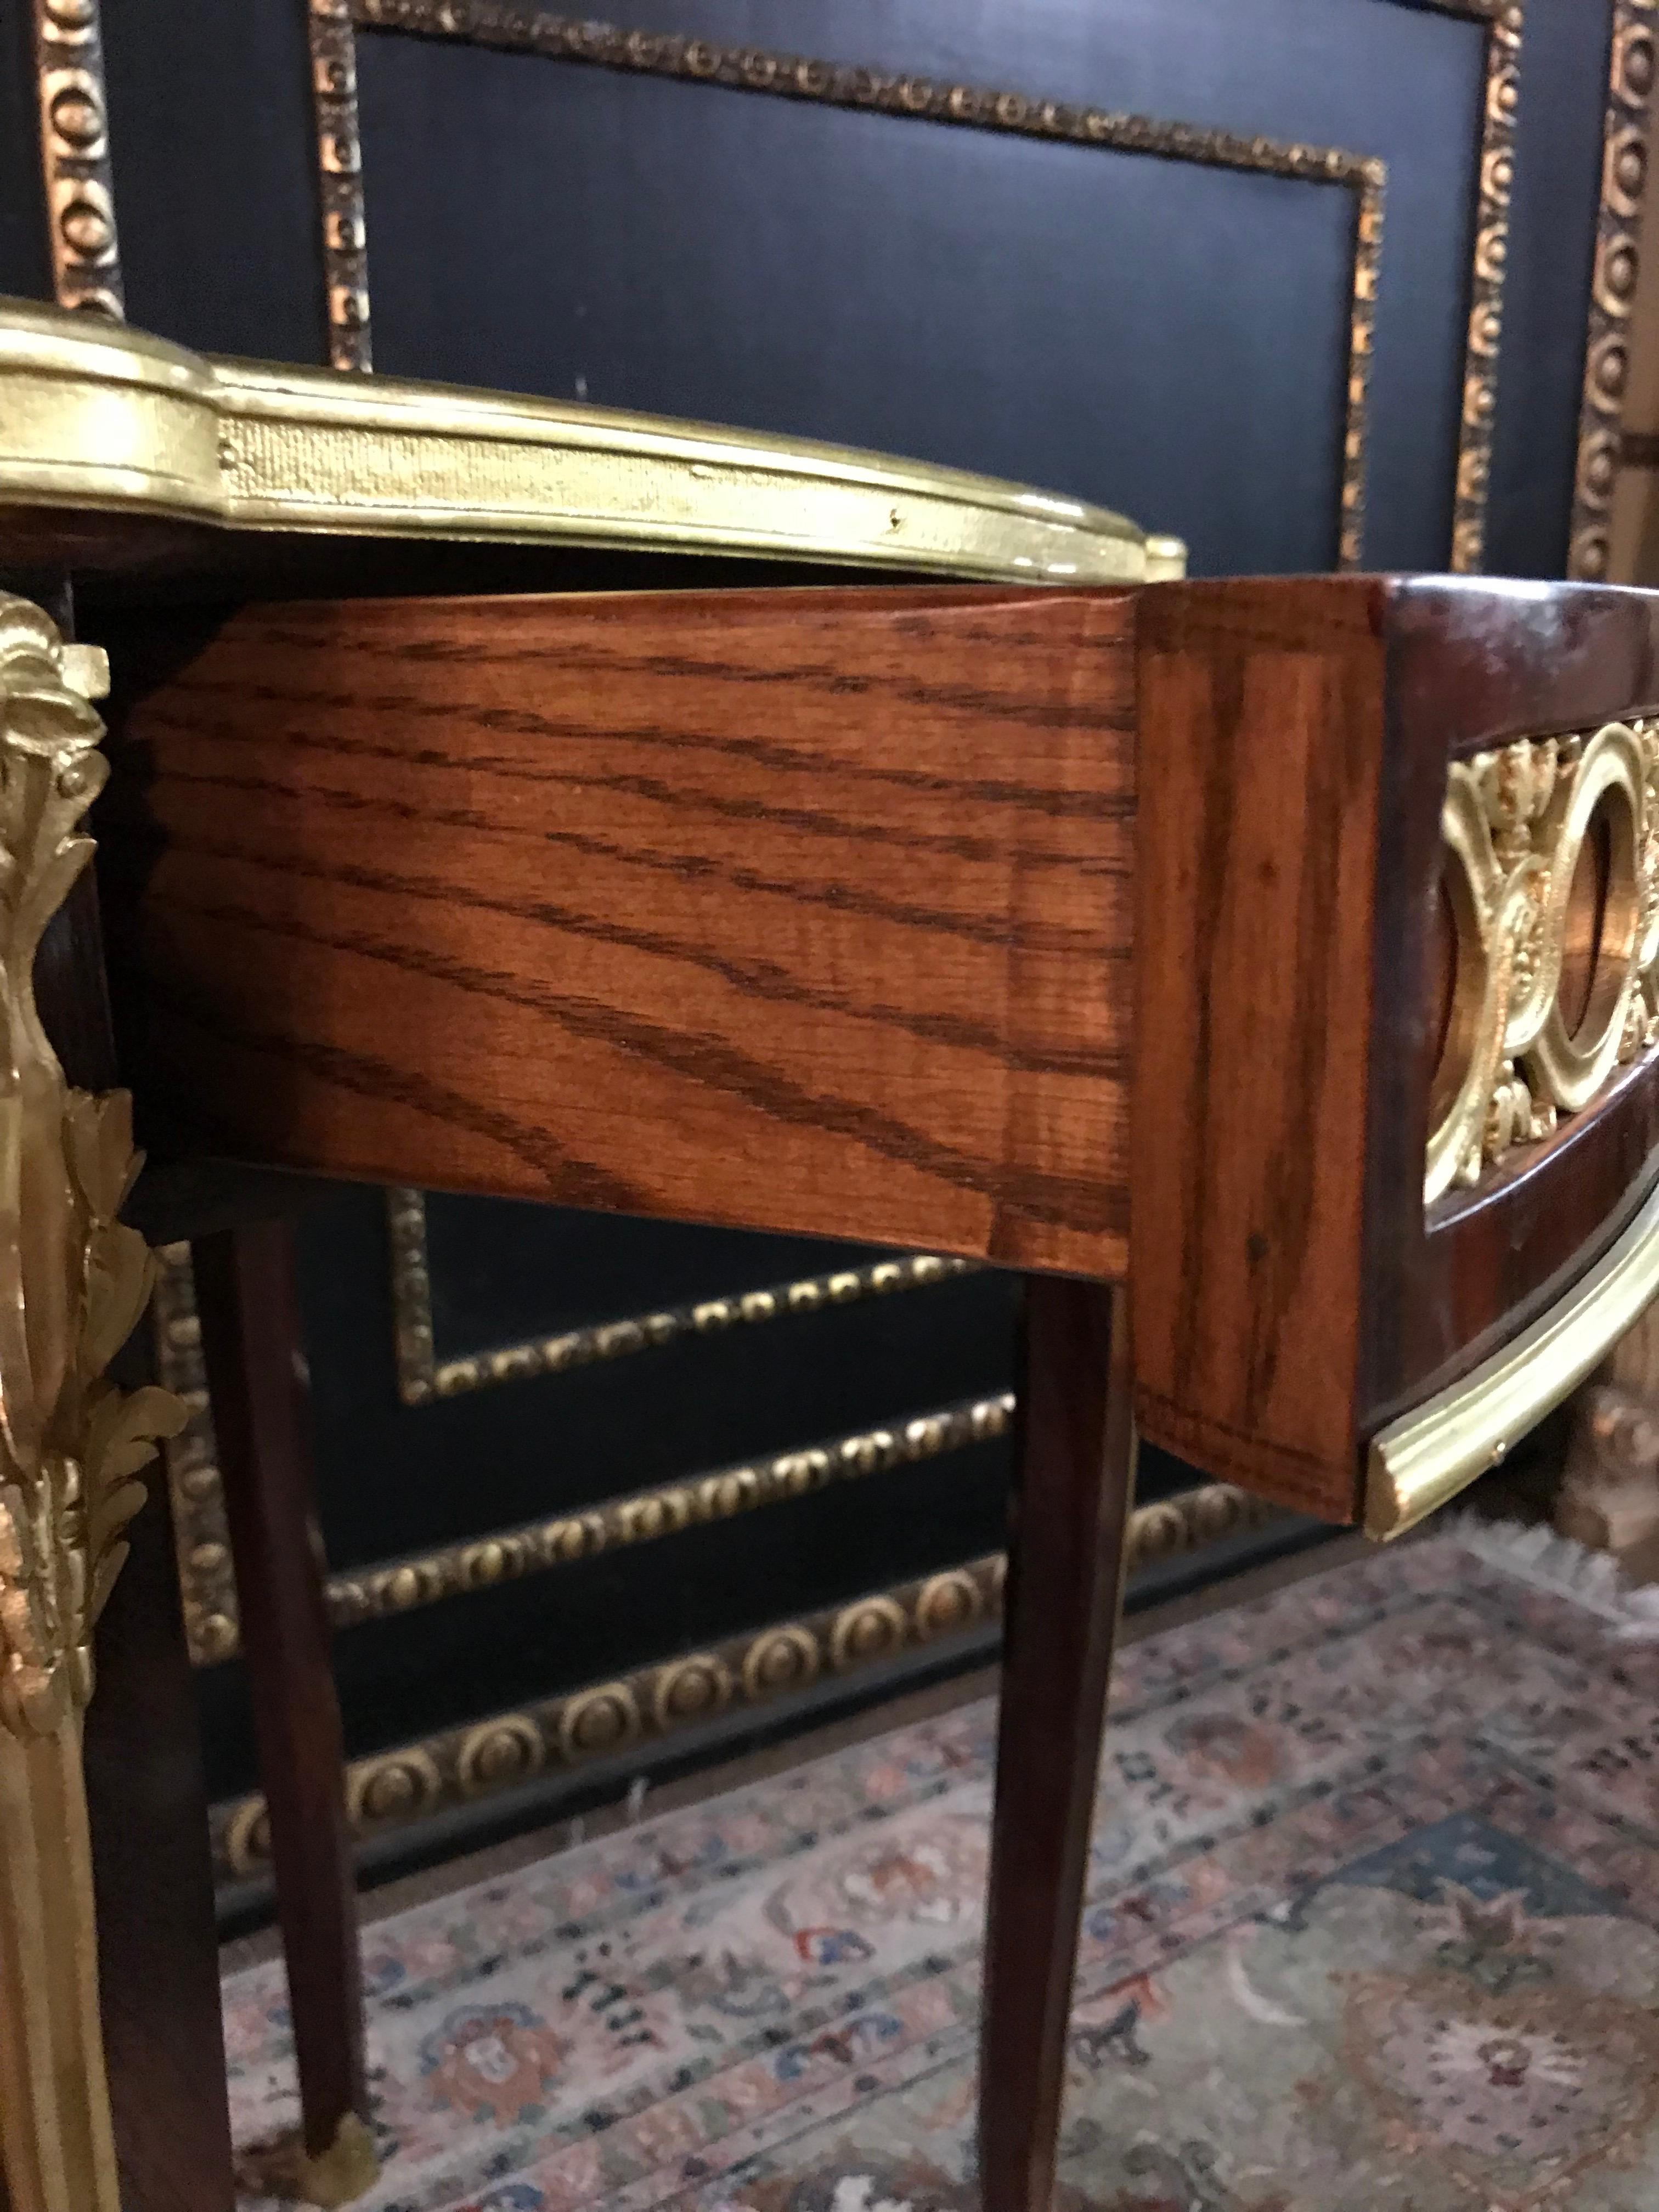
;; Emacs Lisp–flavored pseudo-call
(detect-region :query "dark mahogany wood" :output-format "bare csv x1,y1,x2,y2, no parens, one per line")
192,1222,368,2163
1386,577,1659,763
1401,1057,1659,1420
980,1277,1134,2212
1371,579,1659,1427
101,586,1139,1278
1132,574,1659,1519
84,1436,236,2212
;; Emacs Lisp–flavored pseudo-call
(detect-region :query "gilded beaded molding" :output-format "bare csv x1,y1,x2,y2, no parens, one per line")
156,1221,1011,1665
1569,0,1656,580
1427,719,1659,1202
30,0,123,320
387,1186,974,1406
150,1246,239,1666
329,1390,1013,1632
1453,2,1522,573
210,1479,1278,1877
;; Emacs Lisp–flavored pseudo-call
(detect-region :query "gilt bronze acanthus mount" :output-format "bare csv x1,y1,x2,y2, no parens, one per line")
0,595,184,2212
1427,720,1659,1202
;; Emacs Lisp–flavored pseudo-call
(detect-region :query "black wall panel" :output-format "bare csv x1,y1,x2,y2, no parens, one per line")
97,0,321,362
83,0,1614,573
355,46,1359,574
0,3,47,299
306,1196,1018,1571
351,0,1491,572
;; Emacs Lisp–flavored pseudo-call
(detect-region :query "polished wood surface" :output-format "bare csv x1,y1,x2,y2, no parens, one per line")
980,1277,1133,2212
104,573,1659,1517
1132,575,1659,1518
1410,1056,1659,1412
1380,581,1659,1426
105,586,1138,1277
194,1223,367,2163
1132,580,1385,1516
69,563,1659,2212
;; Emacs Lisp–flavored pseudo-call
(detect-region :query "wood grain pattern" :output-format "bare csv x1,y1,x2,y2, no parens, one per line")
104,586,1138,1276
1131,580,1387,1516
101,572,1659,1521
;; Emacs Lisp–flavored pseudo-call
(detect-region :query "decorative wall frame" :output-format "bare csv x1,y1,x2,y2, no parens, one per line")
150,1243,240,1666
150,1216,1020,1663
1568,0,1656,579
388,1187,975,1405
29,0,123,318
309,0,1528,572
327,1390,1012,1632
210,1475,1278,1878
312,0,1393,568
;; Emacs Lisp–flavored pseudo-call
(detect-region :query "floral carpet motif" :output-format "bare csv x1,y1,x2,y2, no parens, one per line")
227,1532,1659,2211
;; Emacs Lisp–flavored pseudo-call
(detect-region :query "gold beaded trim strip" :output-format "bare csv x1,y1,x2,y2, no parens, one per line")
388,1187,975,1406
1426,718,1659,1201
1567,0,1656,582
150,1244,238,1664
156,1231,1006,1667
210,1480,1278,1878
326,1392,1015,1635
30,0,123,319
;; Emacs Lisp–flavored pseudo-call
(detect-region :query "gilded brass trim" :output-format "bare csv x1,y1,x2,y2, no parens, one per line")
194,1389,1012,1662
325,0,1386,567
1369,1170,1659,1535
210,1479,1279,1876
1452,3,1522,572
1568,0,1656,580
388,1187,977,1406
30,0,123,320
1425,721,1659,1201
0,295,1172,582
0,602,186,1725
329,1391,1014,1633
151,1245,239,1666
311,0,370,371
292,2115,380,2212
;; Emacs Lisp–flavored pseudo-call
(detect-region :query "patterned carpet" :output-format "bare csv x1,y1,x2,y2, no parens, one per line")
227,1530,1659,2212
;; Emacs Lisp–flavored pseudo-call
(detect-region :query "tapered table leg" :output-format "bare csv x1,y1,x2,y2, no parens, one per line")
194,1222,376,2206
84,1450,236,2212
980,1278,1135,2212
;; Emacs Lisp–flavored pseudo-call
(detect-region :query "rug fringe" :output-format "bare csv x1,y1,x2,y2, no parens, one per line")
1451,1513,1659,1639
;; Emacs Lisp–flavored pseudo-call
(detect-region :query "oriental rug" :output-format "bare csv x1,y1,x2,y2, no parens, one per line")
227,1527,1659,2212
